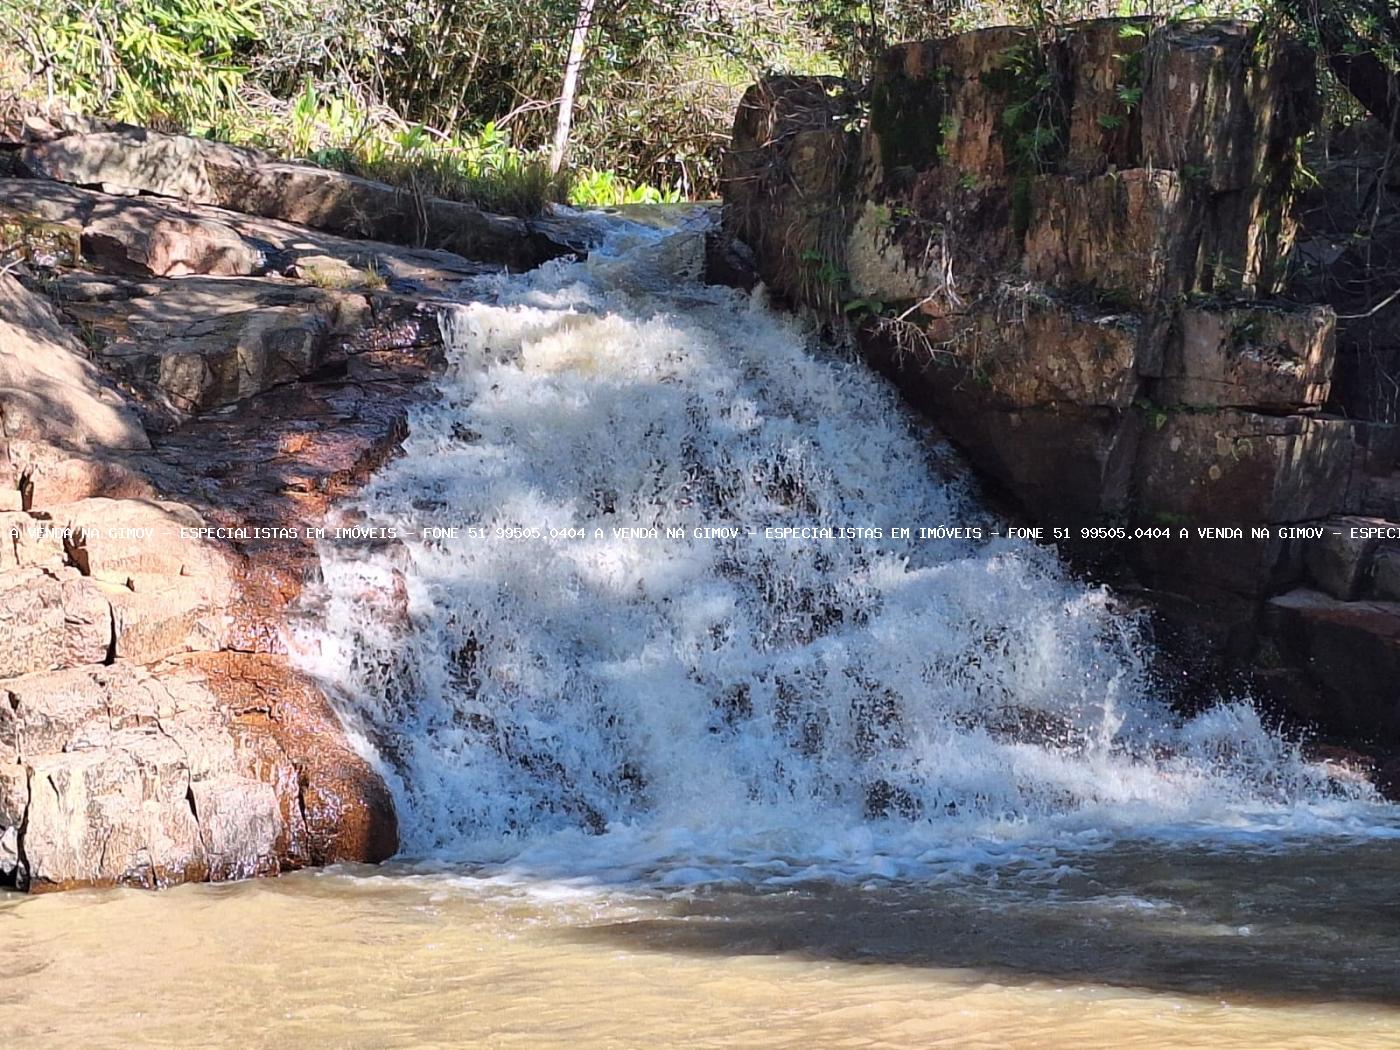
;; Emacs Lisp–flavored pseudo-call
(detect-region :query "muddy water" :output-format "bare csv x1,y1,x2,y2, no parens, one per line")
4,838,1399,1048
9,209,1396,1048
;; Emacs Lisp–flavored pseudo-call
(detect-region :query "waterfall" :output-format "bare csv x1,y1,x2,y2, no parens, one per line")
293,212,1381,884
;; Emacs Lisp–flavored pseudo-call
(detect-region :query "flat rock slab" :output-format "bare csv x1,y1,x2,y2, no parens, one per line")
19,128,571,270
0,177,498,292
45,271,448,422
0,274,150,504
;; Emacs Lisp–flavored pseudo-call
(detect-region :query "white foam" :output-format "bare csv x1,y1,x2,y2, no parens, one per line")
293,211,1396,887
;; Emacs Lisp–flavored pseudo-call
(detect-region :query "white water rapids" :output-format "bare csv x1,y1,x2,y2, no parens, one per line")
293,210,1393,886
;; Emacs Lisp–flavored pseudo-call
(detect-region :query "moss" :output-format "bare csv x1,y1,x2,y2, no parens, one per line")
1011,175,1033,240
980,39,1069,178
0,210,81,269
869,70,950,173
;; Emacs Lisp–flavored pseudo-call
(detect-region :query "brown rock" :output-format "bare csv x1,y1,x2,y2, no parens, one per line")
0,177,495,294
52,273,371,416
1064,20,1149,175
1141,23,1314,193
19,129,567,269
0,567,112,679
58,496,229,580
1024,170,1186,306
722,75,861,309
1154,305,1334,410
1,659,396,891
961,300,1142,409
82,201,265,277
870,27,1035,182
179,651,398,866
107,573,227,664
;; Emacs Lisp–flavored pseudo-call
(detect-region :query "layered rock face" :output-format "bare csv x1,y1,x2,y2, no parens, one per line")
721,19,1400,743
0,118,567,890
16,126,572,270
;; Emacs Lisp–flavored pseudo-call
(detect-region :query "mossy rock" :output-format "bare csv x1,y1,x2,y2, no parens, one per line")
0,208,80,269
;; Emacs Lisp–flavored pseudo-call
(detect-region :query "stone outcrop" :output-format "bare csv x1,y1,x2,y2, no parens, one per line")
720,18,1400,749
0,177,499,292
0,251,409,890
17,128,571,270
2,656,396,890
0,113,567,890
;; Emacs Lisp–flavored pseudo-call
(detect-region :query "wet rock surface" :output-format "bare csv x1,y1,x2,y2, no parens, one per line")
0,116,559,890
720,17,1400,751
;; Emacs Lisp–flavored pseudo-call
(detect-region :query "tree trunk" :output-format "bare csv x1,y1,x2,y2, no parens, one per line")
550,0,596,175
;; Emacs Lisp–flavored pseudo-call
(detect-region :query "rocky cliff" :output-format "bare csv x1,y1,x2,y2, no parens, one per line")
719,19,1400,754
0,115,574,891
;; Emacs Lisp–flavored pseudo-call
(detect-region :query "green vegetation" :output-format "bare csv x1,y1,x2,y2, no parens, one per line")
3,0,1390,218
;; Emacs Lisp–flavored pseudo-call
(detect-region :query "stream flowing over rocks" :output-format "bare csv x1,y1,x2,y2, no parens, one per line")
3,16,1400,900
293,211,1395,886
720,17,1400,753
1,115,585,890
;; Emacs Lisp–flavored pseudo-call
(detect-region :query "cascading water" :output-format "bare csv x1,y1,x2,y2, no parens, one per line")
294,210,1388,884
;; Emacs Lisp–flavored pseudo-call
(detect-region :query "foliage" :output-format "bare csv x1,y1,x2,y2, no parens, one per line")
1267,1,1400,134
568,169,683,207
0,0,1375,218
6,0,264,129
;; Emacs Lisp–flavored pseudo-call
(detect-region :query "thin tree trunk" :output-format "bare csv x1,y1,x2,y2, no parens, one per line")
550,0,596,174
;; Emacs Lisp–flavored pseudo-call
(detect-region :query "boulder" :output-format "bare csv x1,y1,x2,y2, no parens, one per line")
0,275,150,456
18,456,156,511
0,659,397,892
21,128,221,199
0,178,495,292
20,129,568,270
1152,305,1334,409
1304,517,1386,600
174,651,399,868
81,200,266,277
51,274,371,415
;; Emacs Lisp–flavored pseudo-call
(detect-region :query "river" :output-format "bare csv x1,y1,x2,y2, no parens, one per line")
4,839,1400,1047
4,208,1398,1046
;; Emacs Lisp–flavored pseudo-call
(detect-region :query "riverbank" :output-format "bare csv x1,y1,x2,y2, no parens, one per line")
718,18,1400,762
0,113,580,891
